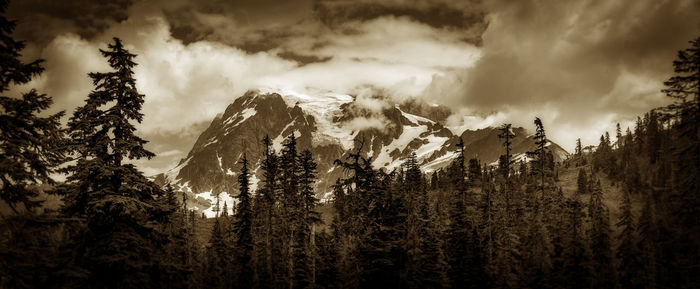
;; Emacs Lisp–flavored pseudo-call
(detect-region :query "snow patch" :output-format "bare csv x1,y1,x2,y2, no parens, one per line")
398,107,434,125
261,87,356,150
196,191,236,218
223,107,257,132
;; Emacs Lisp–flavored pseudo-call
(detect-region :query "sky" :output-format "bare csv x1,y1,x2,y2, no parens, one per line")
6,0,700,176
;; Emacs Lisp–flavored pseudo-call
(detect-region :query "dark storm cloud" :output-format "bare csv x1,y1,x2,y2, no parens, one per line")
157,0,489,53
427,0,700,149
276,51,332,65
159,0,313,49
6,0,132,46
313,0,489,45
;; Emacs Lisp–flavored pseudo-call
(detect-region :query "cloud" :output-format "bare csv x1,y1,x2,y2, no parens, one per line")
22,4,483,174
13,0,697,173
423,0,700,150
313,0,488,44
7,0,133,47
342,116,391,133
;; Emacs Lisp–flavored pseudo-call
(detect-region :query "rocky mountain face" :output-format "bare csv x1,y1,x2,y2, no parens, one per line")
155,89,568,216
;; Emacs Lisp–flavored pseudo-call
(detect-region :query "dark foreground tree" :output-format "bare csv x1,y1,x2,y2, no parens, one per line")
55,37,174,288
233,154,254,289
661,36,700,288
0,0,64,214
0,2,68,288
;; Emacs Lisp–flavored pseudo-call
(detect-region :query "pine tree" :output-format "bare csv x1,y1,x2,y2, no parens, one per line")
637,195,658,289
294,149,320,289
576,169,588,195
55,37,166,288
616,189,643,289
561,198,591,289
588,180,616,289
521,204,553,289
404,153,424,288
446,138,488,289
661,36,700,288
0,0,65,214
253,135,279,288
527,117,550,199
575,138,582,158
206,215,228,289
232,154,254,289
497,124,515,179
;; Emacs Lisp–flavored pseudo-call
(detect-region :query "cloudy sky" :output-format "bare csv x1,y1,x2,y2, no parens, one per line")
7,0,700,175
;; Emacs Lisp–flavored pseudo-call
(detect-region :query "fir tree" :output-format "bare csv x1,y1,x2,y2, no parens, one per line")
561,198,591,289
661,36,700,288
0,0,65,214
588,180,616,289
576,169,588,195
55,37,166,288
637,195,658,289
253,135,279,288
294,149,320,289
233,154,254,289
616,189,643,289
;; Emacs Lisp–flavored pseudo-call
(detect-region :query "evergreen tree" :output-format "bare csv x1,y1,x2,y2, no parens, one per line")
446,138,488,289
588,180,616,289
616,189,643,289
294,149,320,289
637,195,658,289
527,117,550,199
0,0,65,214
253,135,279,288
55,38,167,288
521,204,553,289
206,216,228,289
575,138,582,158
576,169,588,195
233,155,254,289
561,198,591,289
661,36,700,288
497,124,515,179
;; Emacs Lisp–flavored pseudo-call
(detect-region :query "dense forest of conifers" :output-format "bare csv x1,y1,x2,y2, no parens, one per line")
1,1,699,288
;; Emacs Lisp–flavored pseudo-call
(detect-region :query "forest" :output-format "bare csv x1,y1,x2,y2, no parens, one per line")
1,1,699,289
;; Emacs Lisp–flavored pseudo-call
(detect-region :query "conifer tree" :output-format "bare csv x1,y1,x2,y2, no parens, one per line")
527,117,549,198
661,36,700,288
616,189,643,289
637,195,658,289
588,180,616,289
206,215,228,289
0,0,65,214
576,169,588,195
294,149,320,289
253,135,279,288
232,155,254,289
55,37,166,288
561,198,591,289
575,138,582,158
521,203,553,289
497,124,515,179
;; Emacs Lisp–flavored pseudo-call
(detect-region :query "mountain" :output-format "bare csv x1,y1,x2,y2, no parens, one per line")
155,89,569,216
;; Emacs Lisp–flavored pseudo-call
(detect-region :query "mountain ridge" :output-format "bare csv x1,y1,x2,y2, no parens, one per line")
154,89,569,216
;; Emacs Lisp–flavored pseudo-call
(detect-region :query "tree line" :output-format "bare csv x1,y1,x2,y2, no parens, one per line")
1,1,699,288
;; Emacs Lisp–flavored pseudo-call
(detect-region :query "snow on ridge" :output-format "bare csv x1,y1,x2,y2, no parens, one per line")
373,125,426,170
223,107,257,130
164,157,191,183
397,106,434,125
259,87,356,150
